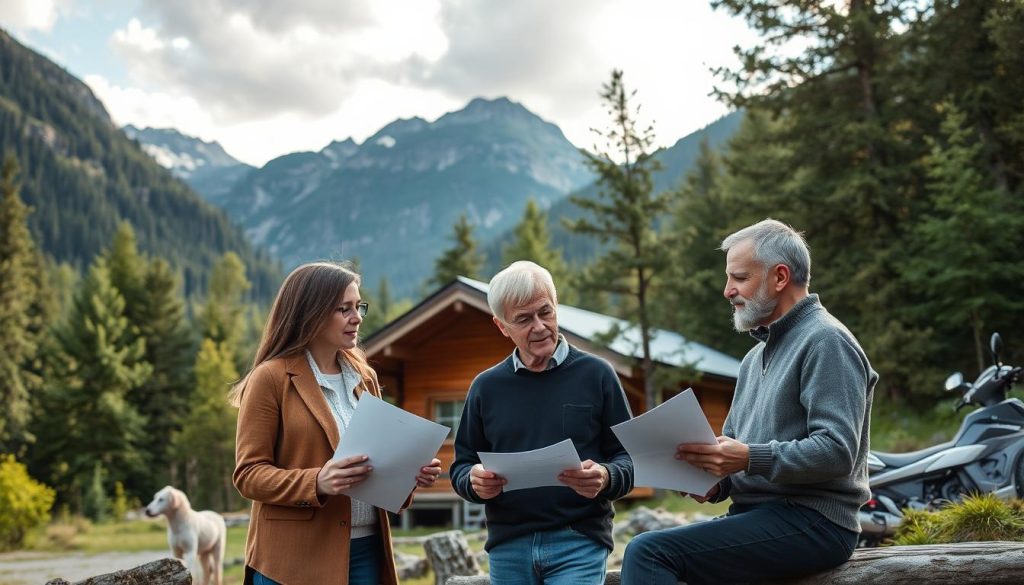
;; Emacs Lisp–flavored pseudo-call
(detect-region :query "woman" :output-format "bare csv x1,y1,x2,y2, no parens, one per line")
232,262,442,585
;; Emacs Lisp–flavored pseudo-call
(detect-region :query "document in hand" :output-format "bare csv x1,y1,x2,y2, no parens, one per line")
611,389,720,495
478,438,583,492
333,393,450,513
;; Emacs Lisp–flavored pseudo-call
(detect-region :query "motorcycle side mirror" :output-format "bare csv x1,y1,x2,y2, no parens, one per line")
945,372,965,392
990,332,1003,366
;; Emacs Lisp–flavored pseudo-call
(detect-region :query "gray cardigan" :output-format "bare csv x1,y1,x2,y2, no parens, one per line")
712,294,877,532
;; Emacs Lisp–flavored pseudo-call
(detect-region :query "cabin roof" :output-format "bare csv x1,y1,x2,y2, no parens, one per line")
364,277,741,380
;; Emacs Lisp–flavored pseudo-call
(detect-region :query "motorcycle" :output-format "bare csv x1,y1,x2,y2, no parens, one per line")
858,332,1024,546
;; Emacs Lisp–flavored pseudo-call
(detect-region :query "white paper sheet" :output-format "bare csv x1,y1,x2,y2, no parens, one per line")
333,393,450,513
478,438,583,492
611,388,721,495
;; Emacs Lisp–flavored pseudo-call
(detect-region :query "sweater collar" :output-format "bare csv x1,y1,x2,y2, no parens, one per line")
749,293,820,344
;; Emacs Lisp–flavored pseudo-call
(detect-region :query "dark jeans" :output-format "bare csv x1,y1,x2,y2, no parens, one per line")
251,534,383,585
620,500,857,585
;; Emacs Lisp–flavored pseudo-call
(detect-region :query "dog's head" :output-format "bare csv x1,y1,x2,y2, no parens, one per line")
145,486,184,518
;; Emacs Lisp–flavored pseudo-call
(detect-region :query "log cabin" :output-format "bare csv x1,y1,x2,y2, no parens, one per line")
363,277,742,528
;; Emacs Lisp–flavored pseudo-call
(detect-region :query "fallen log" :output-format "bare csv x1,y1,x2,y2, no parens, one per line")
447,541,1024,585
43,558,189,585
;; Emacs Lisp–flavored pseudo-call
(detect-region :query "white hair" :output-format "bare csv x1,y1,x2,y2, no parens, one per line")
487,261,558,321
721,218,812,286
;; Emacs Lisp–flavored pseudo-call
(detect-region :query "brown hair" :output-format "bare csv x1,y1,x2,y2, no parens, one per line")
229,261,375,406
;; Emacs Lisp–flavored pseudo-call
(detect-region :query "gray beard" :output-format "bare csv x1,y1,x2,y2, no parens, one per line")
732,287,778,332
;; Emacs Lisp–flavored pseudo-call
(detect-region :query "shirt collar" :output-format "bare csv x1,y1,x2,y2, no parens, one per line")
305,350,360,396
511,334,569,372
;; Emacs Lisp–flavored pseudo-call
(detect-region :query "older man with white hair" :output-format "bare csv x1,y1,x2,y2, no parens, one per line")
451,261,634,585
620,219,878,585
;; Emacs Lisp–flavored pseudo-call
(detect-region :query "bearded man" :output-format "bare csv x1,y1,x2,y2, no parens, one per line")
620,219,877,585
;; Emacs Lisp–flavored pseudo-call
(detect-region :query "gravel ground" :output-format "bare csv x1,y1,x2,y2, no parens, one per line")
0,550,169,585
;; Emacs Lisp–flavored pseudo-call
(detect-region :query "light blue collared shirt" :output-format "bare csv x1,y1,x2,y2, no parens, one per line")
511,334,569,372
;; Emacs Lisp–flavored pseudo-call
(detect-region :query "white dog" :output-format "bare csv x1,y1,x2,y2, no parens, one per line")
145,486,226,585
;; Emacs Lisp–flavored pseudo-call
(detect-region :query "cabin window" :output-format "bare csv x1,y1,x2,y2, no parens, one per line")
434,399,465,439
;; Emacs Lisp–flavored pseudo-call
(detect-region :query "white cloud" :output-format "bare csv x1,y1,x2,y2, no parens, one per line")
0,0,61,32
113,18,165,52
92,0,756,165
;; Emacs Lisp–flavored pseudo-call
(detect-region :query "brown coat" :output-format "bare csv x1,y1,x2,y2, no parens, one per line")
234,354,406,585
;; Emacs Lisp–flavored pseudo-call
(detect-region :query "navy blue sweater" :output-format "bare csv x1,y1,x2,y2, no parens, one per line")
451,345,634,551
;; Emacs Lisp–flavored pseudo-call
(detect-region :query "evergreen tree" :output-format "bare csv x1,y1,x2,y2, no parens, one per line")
104,222,147,329
902,104,1024,375
431,214,485,286
132,259,196,495
361,276,414,337
197,252,251,370
172,339,238,511
502,199,575,305
33,258,150,509
710,0,936,398
0,156,39,455
565,70,671,411
658,140,752,359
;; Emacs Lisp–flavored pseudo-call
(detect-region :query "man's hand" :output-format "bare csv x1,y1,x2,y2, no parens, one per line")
677,435,749,477
683,483,720,503
558,460,608,499
415,458,442,488
469,464,506,500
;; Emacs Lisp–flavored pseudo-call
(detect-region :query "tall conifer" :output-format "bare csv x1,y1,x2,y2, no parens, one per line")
0,156,39,454
431,214,485,286
565,70,670,411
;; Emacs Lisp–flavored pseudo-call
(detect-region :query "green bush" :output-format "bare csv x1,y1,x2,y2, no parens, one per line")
891,493,1024,546
0,454,56,551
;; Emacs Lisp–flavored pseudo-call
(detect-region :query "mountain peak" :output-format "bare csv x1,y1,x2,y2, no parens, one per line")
435,96,539,128
123,125,244,176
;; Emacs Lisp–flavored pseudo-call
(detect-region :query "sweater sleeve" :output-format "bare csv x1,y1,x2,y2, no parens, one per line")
598,363,635,501
450,380,488,504
746,332,870,483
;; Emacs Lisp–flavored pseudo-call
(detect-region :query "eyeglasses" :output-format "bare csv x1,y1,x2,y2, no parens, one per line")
342,302,369,318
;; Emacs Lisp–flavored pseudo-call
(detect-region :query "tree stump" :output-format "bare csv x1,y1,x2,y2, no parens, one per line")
44,558,190,585
424,530,482,585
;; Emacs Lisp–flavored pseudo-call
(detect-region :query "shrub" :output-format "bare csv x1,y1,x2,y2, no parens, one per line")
0,455,56,551
891,493,1024,545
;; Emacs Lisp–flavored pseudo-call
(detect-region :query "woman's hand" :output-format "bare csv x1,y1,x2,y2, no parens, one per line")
316,455,373,496
416,458,442,488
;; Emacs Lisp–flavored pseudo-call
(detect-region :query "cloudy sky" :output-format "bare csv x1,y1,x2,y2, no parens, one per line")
3,0,757,167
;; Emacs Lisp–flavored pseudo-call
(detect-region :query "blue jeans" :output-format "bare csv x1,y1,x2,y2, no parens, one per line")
620,500,857,585
487,527,609,585
252,534,382,584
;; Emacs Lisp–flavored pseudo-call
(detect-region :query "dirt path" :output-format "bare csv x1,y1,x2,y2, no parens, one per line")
0,550,168,585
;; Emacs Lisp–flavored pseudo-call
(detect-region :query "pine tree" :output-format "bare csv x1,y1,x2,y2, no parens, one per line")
902,104,1024,374
197,252,251,371
431,214,485,286
33,258,150,509
658,139,752,359
173,339,238,511
709,0,935,398
104,222,147,330
565,70,671,411
131,259,196,495
502,199,575,305
0,156,41,455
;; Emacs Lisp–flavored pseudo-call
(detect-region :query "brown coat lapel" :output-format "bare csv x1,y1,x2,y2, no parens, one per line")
283,354,340,451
